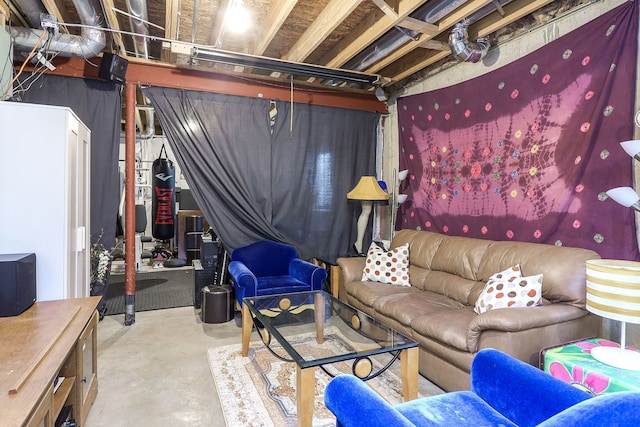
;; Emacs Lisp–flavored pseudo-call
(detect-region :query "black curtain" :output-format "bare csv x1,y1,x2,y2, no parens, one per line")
144,87,378,263
19,74,122,250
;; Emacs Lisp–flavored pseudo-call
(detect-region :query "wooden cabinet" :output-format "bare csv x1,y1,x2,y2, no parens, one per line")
0,102,91,301
0,297,100,427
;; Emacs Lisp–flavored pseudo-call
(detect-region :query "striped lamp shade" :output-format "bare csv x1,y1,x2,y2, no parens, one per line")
585,259,640,324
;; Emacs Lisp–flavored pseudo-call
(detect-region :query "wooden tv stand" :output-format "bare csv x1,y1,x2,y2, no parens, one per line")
0,297,100,426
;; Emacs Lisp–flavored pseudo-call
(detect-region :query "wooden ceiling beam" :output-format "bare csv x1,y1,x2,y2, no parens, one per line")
471,0,557,38
162,0,179,61
101,0,127,57
320,0,434,69
387,0,557,83
384,49,450,83
418,39,448,51
436,0,494,30
283,0,362,62
252,0,299,55
364,0,493,74
371,0,399,19
398,17,438,36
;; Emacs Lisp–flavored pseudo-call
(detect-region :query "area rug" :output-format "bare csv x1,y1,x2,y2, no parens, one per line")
104,268,193,315
208,328,410,427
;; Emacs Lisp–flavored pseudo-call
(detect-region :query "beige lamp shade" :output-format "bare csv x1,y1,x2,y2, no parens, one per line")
586,259,640,324
347,176,389,201
585,259,640,371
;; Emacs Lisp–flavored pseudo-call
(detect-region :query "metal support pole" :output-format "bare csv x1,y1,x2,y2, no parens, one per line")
124,82,136,326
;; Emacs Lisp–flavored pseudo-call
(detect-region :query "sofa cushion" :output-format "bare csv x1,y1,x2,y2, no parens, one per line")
477,241,598,308
344,279,417,311
372,290,464,329
474,265,543,314
411,308,477,351
362,242,410,286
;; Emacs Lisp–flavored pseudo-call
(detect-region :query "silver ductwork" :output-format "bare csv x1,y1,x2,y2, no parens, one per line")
10,0,105,58
126,0,155,139
449,20,489,63
344,0,467,72
126,0,150,58
342,0,512,75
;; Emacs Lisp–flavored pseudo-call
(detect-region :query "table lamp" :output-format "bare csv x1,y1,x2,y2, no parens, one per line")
585,259,640,371
347,176,389,255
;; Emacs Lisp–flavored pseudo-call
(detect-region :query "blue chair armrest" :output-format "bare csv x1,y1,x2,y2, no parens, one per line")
289,258,327,291
228,260,258,305
471,348,591,426
537,392,640,426
325,375,415,427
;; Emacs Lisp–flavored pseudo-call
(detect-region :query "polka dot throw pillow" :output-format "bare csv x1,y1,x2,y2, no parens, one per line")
474,264,543,314
361,242,410,286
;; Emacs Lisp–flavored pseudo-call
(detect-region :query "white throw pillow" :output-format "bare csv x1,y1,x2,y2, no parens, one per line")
361,242,410,286
474,265,543,314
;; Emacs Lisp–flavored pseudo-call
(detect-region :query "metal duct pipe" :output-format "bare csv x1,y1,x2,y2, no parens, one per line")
449,20,489,63
10,0,105,58
345,0,466,71
10,0,43,27
126,0,150,58
125,0,155,139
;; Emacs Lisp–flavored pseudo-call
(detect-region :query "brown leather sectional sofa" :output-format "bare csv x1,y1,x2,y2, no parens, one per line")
337,229,601,391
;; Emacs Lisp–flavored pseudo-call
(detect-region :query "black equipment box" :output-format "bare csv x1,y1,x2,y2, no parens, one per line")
0,253,36,317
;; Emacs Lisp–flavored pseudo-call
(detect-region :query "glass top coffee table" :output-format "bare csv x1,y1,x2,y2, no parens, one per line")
241,290,418,427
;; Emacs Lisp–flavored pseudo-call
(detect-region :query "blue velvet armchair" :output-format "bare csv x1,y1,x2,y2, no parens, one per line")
325,348,640,427
228,240,327,306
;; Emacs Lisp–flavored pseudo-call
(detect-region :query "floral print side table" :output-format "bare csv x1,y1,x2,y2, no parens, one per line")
541,338,640,395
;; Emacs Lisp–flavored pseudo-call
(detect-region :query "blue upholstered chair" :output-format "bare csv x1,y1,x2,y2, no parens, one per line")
228,240,327,306
325,348,640,427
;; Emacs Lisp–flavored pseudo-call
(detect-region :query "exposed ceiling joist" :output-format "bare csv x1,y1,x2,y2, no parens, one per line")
472,0,558,38
418,39,449,51
252,0,299,55
371,0,399,19
102,0,127,57
398,17,439,36
283,0,362,62
162,0,179,61
320,0,432,69
388,0,560,82
5,0,598,93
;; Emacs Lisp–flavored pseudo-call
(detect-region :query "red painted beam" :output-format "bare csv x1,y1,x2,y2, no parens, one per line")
25,57,388,113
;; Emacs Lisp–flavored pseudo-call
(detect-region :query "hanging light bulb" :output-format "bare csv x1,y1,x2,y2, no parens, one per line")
225,0,251,34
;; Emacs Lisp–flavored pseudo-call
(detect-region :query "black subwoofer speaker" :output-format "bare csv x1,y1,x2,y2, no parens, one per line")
99,53,128,84
0,253,36,317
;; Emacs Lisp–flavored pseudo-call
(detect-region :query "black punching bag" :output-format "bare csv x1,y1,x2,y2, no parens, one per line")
152,144,175,240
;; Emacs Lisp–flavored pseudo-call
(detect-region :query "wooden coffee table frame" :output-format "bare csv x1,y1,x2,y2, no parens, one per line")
241,291,418,427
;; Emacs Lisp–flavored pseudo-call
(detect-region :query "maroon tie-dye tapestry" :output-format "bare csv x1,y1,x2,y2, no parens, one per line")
396,2,639,260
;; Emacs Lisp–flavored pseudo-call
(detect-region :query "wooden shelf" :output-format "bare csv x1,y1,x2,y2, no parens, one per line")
53,376,75,417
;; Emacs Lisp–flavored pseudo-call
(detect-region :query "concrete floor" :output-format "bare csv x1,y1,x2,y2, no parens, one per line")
86,306,239,427
85,305,442,426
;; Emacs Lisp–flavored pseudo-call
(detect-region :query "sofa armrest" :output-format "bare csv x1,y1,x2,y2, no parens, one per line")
471,349,591,426
325,375,415,427
228,260,257,305
466,304,589,351
337,257,366,283
289,258,327,291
